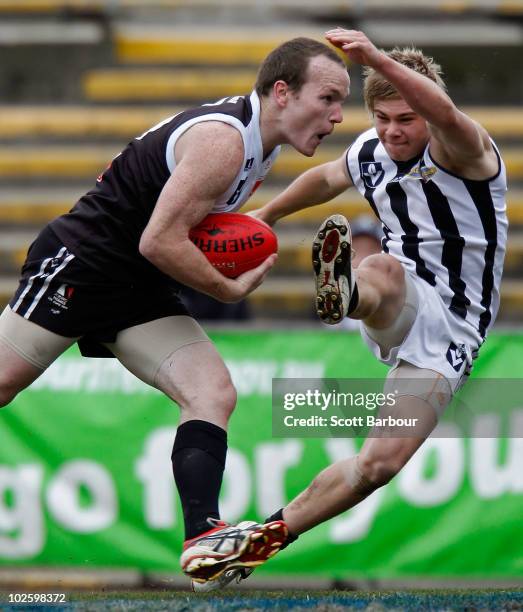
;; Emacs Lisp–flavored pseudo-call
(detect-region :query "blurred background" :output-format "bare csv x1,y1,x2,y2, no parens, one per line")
0,0,523,323
0,0,522,593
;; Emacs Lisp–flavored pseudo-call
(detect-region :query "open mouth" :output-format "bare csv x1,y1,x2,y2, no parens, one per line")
316,132,331,142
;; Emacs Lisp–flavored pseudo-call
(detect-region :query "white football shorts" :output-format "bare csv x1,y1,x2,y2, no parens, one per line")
361,269,483,393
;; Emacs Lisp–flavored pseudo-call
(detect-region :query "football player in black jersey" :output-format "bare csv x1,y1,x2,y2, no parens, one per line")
0,37,349,585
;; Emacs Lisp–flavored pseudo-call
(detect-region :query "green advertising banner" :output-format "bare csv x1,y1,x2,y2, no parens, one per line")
0,331,522,580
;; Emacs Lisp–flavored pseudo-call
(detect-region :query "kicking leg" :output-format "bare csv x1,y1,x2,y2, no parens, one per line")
279,365,451,535
313,215,409,329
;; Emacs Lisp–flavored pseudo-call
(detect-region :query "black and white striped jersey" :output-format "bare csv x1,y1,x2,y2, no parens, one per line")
346,127,508,338
50,91,279,285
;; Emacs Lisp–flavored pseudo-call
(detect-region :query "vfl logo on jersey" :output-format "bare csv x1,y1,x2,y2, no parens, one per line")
393,163,437,183
361,162,385,189
446,341,467,372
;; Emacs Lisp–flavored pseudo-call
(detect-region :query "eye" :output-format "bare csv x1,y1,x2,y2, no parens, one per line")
322,95,334,103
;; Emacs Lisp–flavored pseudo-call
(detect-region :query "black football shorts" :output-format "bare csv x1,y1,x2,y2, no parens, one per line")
9,225,189,357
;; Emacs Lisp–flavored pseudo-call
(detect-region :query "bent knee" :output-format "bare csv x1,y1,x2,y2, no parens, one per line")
360,254,404,283
214,379,237,417
358,254,405,301
186,375,237,420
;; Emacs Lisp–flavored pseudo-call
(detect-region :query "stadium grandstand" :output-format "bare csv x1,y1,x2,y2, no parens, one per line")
0,0,523,320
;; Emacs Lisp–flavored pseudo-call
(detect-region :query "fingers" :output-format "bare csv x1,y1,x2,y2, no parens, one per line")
246,210,273,227
236,253,278,293
325,29,382,68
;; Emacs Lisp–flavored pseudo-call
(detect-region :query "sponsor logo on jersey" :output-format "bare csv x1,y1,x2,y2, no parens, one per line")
48,284,75,313
360,162,385,188
446,341,467,372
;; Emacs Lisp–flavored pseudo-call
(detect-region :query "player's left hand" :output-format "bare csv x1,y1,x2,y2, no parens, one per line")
246,208,275,227
325,28,384,69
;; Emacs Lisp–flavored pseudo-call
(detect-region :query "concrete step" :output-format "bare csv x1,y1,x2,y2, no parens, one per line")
2,275,522,321
2,144,523,181
3,105,523,140
249,277,523,320
83,68,259,102
114,26,320,65
1,186,523,237
114,21,523,66
0,105,368,140
2,187,523,227
1,0,522,14
2,222,523,278
0,187,370,224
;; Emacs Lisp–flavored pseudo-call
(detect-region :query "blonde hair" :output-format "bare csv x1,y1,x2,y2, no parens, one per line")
363,47,446,112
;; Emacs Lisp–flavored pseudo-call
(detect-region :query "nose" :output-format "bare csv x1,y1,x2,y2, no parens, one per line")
386,121,402,137
330,103,343,124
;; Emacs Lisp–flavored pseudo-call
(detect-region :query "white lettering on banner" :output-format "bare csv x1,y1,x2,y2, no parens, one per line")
30,359,153,395
3,421,523,560
46,461,117,532
280,361,325,379
227,361,278,395
0,465,44,558
135,427,177,529
255,441,303,518
470,411,523,498
397,425,464,506
325,439,386,543
221,449,251,523
28,358,324,396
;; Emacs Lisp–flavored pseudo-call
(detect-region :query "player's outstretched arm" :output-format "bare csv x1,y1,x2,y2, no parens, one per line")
139,121,276,303
250,154,353,226
326,28,498,178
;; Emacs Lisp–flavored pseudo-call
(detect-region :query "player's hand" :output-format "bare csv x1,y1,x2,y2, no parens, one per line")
246,208,276,227
325,28,384,69
220,253,278,303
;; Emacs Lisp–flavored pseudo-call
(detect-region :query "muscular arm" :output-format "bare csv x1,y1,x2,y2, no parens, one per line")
326,28,498,179
253,153,353,226
139,122,275,302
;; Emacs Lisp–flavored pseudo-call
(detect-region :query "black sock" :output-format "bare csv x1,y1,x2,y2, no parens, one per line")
172,419,227,540
348,282,359,315
265,508,298,550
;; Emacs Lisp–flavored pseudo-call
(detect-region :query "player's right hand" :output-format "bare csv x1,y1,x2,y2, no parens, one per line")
325,28,384,69
220,253,278,303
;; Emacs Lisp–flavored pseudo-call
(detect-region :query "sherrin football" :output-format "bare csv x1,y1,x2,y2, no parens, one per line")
189,212,278,278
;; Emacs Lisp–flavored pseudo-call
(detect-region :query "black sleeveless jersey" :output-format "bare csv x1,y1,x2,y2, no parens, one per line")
49,91,280,286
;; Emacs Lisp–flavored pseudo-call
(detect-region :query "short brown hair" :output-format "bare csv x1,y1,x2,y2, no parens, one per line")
363,47,446,112
255,37,346,97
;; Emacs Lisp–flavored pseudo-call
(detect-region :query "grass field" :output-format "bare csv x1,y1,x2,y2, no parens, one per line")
3,589,521,611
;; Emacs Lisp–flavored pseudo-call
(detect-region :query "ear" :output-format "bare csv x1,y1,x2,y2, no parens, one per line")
273,80,290,108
